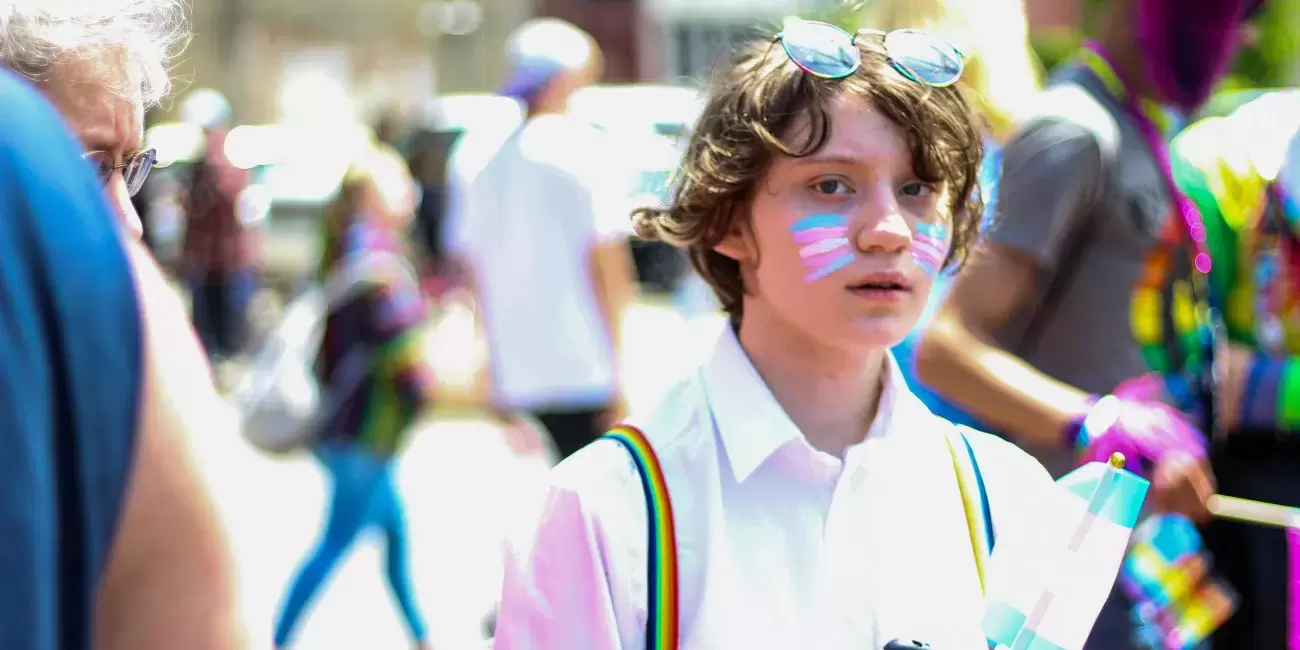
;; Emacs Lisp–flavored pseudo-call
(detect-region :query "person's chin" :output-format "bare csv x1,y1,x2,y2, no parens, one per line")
841,315,912,350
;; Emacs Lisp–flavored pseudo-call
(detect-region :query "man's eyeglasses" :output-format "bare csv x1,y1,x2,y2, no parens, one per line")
774,19,965,88
83,148,157,196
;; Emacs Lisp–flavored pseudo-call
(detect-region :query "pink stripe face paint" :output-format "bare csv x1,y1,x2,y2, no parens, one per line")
791,214,854,283
911,221,949,277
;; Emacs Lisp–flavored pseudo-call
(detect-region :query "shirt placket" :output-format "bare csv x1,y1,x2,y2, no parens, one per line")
821,453,875,647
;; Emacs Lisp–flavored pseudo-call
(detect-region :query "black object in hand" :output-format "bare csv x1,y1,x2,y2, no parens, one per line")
883,639,934,650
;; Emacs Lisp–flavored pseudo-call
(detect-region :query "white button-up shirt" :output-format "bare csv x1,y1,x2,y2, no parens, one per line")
495,325,1055,649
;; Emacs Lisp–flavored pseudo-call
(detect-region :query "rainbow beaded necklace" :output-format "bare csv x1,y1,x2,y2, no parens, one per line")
1076,43,1220,418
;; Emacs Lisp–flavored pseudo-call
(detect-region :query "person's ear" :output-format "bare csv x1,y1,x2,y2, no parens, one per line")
712,208,755,263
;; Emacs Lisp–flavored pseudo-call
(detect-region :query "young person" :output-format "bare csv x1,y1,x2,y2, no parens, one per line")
494,20,1065,649
273,140,435,650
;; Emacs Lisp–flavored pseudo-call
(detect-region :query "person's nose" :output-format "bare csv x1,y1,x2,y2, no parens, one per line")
852,189,911,255
105,174,144,239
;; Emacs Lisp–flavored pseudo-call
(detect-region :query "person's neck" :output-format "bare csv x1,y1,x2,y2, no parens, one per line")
526,106,564,120
736,305,888,459
526,94,569,120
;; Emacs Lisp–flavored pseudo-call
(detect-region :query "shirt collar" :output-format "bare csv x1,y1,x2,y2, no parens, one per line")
699,324,912,483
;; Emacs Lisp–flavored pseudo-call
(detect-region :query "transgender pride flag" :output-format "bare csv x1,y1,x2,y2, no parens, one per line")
983,457,1150,650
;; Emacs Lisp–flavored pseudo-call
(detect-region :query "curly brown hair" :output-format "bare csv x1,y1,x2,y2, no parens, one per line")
632,27,985,321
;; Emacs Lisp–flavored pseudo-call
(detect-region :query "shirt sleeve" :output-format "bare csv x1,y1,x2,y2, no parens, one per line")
495,442,646,650
985,118,1107,269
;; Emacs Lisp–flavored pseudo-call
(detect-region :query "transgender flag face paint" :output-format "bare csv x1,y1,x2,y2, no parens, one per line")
791,214,854,283
911,221,949,278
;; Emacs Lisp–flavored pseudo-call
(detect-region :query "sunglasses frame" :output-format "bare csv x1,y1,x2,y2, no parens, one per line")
83,148,157,197
773,20,965,89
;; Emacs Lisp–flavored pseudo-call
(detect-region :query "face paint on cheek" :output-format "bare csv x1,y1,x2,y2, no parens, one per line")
791,214,854,283
911,221,949,278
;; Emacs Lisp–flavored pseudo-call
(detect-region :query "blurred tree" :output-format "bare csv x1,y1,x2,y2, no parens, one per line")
1232,0,1300,88
810,0,1295,99
1029,0,1299,89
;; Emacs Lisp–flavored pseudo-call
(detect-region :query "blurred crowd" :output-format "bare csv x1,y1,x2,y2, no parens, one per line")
2,0,1300,648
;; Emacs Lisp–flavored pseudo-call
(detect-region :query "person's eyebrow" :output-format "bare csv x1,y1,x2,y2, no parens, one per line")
793,151,924,179
793,153,864,167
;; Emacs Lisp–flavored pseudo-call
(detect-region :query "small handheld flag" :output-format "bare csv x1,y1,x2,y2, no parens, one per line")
1121,514,1237,650
983,453,1150,650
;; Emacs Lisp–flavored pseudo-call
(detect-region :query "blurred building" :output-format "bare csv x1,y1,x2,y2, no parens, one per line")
173,0,527,125
635,0,1086,83
165,0,1293,128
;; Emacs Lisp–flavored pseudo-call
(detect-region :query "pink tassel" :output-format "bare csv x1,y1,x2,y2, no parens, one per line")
1289,527,1300,650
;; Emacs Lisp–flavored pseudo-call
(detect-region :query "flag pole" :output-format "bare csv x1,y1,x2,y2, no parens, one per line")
1205,493,1300,650
1209,494,1300,529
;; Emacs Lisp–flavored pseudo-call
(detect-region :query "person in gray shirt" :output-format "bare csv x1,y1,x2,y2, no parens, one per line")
916,0,1256,646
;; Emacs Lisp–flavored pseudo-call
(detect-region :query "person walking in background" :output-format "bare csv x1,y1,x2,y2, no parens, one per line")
273,138,435,650
451,18,637,462
179,88,260,372
914,0,1260,646
859,0,1044,429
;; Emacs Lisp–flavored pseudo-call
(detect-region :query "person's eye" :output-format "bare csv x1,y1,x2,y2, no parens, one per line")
900,181,936,198
812,178,853,195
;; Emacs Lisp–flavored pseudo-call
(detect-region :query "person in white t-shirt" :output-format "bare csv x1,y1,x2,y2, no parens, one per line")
493,20,1069,649
453,18,636,462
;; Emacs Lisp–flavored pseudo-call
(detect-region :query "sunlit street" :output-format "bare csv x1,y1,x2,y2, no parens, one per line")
193,299,725,650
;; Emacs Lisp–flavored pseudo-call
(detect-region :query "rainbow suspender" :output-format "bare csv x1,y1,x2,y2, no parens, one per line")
602,426,680,650
602,425,991,650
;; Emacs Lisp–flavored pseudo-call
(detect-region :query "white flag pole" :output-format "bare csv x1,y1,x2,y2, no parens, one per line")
1209,494,1300,529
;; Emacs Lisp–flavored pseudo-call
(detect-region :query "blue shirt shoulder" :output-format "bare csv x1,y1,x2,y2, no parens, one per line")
0,70,144,650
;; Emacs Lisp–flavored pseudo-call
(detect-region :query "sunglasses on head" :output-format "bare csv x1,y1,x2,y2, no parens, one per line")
83,148,157,197
774,19,965,87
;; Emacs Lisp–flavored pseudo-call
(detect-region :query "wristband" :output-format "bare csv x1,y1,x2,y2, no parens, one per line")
1063,395,1104,452
1077,394,1123,453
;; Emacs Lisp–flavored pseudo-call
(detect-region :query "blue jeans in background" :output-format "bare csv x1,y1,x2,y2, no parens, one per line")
273,442,427,647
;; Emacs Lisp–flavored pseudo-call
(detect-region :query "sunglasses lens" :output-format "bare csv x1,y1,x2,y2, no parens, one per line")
884,29,964,86
781,21,861,79
124,149,157,196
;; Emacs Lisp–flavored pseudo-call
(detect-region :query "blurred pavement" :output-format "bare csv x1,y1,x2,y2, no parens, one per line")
194,297,726,650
